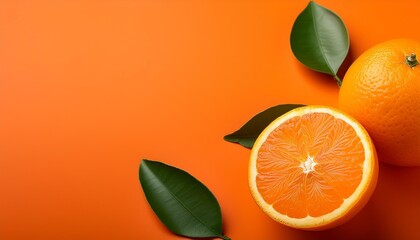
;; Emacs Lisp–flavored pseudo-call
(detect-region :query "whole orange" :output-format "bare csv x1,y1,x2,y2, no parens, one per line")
338,38,420,166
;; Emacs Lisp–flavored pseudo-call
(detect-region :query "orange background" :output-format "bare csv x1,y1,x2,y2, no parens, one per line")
1,0,420,239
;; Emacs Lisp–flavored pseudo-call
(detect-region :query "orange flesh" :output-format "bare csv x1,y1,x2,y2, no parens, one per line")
256,113,364,218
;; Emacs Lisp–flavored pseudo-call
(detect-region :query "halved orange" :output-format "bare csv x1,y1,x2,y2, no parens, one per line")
249,106,378,230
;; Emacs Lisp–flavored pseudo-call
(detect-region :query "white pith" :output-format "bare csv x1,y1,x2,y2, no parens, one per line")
301,155,317,174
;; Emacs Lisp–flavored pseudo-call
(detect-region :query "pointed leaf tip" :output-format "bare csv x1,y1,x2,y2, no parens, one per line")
224,104,305,149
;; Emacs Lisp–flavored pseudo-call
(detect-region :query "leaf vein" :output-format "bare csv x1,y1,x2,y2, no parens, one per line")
310,3,334,75
149,166,220,237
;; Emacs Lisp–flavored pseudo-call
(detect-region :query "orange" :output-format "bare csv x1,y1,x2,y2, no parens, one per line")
249,106,378,230
338,38,420,166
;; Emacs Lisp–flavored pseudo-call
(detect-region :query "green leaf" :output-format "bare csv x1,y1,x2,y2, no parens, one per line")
139,160,230,240
290,1,349,85
224,104,304,149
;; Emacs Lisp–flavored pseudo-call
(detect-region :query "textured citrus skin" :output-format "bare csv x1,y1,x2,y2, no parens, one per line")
338,39,420,166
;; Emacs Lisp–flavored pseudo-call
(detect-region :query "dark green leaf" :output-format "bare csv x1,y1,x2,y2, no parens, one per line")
290,1,349,83
224,104,304,149
139,160,229,239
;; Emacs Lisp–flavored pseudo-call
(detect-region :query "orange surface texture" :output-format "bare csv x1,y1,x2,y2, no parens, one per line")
255,112,366,218
1,0,420,239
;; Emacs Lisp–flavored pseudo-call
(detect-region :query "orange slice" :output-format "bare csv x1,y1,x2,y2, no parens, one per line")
249,106,378,230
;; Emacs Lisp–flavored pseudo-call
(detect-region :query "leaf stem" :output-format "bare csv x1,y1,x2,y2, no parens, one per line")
333,75,342,87
219,235,231,240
